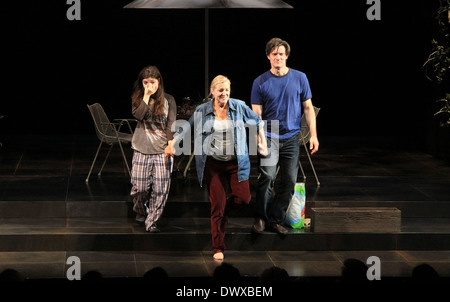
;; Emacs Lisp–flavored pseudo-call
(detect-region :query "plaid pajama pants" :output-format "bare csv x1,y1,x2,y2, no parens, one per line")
130,150,171,230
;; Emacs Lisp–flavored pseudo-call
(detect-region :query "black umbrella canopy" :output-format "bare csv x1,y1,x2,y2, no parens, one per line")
124,0,293,98
123,0,293,9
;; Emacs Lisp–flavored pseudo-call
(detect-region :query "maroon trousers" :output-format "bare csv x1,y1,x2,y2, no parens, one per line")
204,157,252,254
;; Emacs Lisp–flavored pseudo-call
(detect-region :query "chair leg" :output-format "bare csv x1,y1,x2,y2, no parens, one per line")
298,159,307,182
98,144,114,176
183,153,195,179
86,141,103,183
302,142,320,186
111,127,131,178
117,141,131,178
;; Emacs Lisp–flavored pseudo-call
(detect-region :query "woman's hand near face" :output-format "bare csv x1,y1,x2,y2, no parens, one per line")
142,78,159,104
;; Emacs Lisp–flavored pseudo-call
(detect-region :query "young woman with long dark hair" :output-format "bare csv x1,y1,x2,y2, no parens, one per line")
130,65,176,233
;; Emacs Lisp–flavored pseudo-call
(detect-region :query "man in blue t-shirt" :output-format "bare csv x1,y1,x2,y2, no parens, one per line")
251,37,319,235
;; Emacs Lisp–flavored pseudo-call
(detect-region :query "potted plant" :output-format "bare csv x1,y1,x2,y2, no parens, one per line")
423,0,450,160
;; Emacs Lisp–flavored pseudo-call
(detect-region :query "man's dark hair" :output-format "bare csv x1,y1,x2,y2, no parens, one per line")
265,37,291,56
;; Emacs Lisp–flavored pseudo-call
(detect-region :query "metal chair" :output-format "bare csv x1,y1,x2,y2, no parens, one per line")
298,106,321,186
86,103,135,183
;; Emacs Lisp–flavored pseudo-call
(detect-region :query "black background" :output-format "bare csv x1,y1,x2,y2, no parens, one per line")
1,0,444,138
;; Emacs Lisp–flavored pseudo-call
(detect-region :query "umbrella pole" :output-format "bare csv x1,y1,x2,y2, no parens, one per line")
204,8,209,100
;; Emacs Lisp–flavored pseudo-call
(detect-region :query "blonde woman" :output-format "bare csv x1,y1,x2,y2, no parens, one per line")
166,75,267,260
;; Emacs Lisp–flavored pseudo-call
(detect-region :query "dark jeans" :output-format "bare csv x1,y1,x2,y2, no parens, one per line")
255,132,300,225
204,157,251,253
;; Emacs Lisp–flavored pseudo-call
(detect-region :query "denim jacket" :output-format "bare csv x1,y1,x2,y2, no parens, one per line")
173,98,263,186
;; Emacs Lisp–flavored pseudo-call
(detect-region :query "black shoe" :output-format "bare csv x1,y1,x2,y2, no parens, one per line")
252,218,265,234
135,214,146,226
267,223,288,235
146,226,160,233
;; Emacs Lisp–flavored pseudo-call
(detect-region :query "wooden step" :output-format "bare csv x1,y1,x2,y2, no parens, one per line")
310,207,401,233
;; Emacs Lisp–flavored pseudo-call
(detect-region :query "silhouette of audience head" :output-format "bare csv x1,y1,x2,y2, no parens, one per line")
213,262,240,283
340,258,369,282
0,268,25,282
411,263,439,281
143,266,169,281
260,266,290,283
81,270,103,281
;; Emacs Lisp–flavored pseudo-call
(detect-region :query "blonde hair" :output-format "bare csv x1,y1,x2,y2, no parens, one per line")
208,75,231,100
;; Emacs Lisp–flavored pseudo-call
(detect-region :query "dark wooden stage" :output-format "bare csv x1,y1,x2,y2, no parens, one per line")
0,134,449,285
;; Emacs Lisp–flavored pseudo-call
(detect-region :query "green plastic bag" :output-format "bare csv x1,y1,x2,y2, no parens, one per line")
285,182,306,229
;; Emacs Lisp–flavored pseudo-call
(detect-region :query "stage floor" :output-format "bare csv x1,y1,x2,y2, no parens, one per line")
0,134,449,282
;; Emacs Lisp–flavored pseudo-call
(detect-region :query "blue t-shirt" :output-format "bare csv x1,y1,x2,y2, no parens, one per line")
251,69,312,139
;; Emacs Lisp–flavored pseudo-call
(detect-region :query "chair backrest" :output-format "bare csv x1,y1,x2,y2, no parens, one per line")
87,103,117,141
300,106,320,145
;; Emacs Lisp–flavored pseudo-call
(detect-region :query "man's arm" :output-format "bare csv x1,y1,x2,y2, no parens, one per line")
251,104,262,118
302,99,319,155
